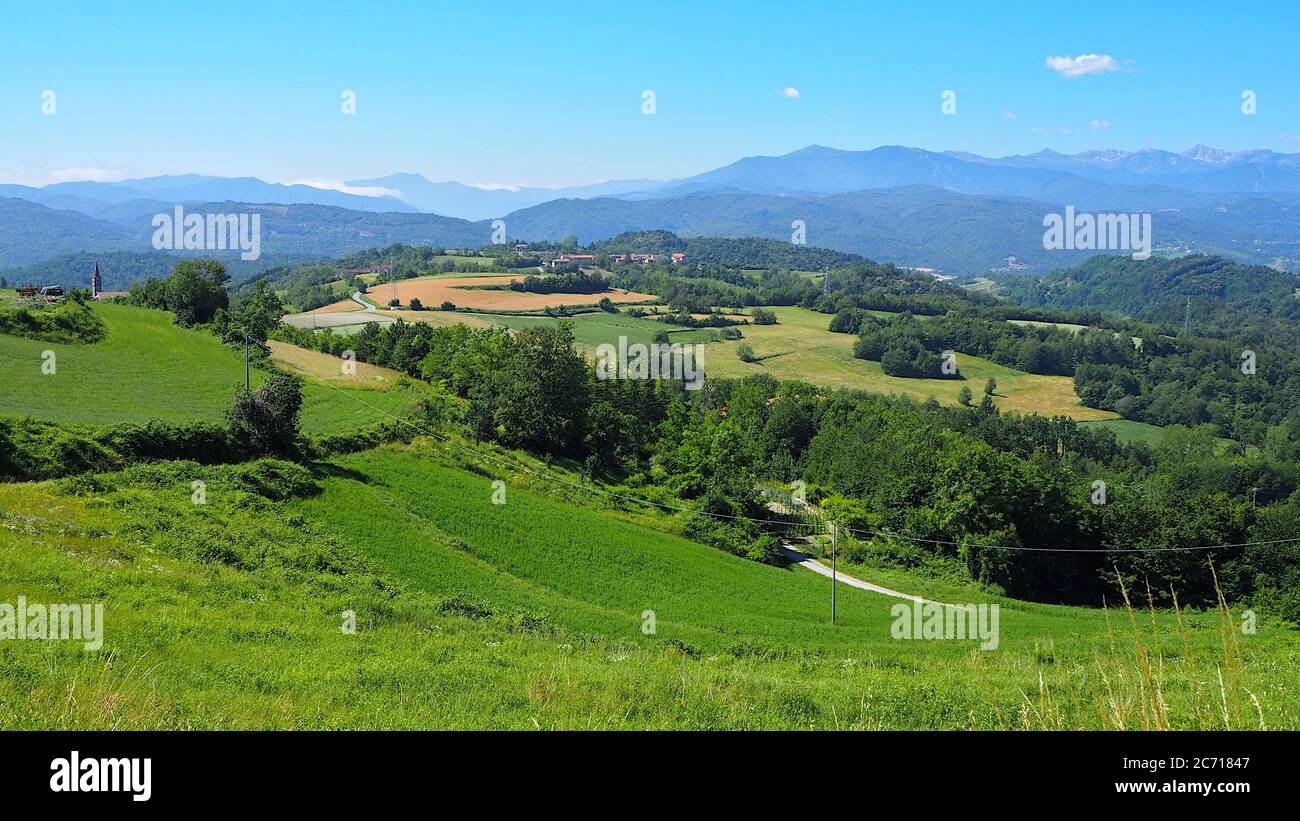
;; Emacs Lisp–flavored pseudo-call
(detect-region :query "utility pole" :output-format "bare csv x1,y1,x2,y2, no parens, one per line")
1251,487,1259,506
1183,297,1191,337
830,519,837,625
244,333,251,391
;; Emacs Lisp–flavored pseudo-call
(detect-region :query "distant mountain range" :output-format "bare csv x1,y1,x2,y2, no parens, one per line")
345,173,664,221
3,144,1300,279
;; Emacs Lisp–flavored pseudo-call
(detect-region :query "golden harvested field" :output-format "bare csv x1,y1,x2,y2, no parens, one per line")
315,275,657,313
267,340,406,388
705,306,1120,421
369,310,500,329
308,299,366,314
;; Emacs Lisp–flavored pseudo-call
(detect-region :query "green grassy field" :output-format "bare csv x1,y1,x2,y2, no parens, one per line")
474,311,714,351
0,299,413,434
420,304,1114,421
1080,418,1170,446
703,307,1118,420
1,439,1292,729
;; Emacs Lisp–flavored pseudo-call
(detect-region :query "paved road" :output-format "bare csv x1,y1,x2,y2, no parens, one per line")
281,293,390,329
780,542,945,606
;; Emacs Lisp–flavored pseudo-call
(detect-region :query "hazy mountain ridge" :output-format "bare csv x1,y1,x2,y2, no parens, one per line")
4,143,1300,277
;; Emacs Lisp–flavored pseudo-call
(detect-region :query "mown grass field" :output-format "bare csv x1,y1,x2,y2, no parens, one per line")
1080,418,1170,447
703,307,1119,420
474,311,714,351
0,299,413,434
1,440,1293,729
267,340,406,389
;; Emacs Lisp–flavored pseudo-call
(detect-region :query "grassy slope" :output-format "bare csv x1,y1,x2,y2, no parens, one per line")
296,443,1296,726
1,440,1294,729
703,307,1118,421
0,299,413,434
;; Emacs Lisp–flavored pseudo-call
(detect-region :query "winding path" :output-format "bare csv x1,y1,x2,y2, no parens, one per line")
779,541,946,606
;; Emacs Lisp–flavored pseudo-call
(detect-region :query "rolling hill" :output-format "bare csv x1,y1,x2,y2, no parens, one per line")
0,297,417,434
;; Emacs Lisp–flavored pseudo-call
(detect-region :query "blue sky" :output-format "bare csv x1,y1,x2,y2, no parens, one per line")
1,0,1297,188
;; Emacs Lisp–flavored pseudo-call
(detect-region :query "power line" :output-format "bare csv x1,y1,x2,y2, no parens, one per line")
841,525,1300,554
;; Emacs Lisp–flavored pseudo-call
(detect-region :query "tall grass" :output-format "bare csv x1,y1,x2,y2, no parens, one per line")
1011,565,1268,730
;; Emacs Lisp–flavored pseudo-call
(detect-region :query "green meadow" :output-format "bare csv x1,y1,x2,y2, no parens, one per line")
0,440,1292,729
702,306,1118,420
444,304,1114,422
474,311,714,352
2,294,1292,732
0,298,414,434
1080,418,1170,447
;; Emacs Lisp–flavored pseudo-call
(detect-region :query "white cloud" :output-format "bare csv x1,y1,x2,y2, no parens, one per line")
780,87,801,99
468,182,523,191
1030,127,1048,134
1090,119,1111,129
1003,112,1018,120
1045,54,1121,79
47,167,126,183
284,178,402,199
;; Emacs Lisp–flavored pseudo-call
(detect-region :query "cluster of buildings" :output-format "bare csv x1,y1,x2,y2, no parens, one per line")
546,251,687,269
607,252,687,265
548,253,597,268
16,262,124,303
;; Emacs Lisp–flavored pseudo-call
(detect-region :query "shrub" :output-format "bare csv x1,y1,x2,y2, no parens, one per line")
227,375,304,458
0,299,106,344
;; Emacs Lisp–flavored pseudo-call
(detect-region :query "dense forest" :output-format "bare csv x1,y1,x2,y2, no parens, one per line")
992,255,1300,441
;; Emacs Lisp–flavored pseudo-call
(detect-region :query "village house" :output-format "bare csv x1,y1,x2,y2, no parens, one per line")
607,252,686,265
549,254,596,269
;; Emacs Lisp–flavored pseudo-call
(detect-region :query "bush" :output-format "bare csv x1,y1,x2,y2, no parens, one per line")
829,307,865,334
227,375,303,458
0,299,106,344
746,534,783,563
0,418,254,481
